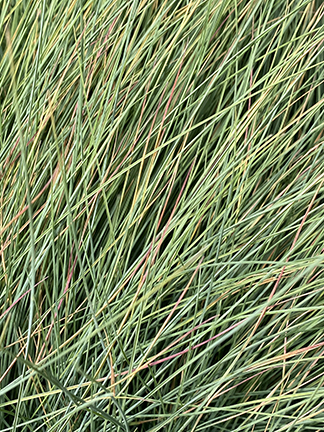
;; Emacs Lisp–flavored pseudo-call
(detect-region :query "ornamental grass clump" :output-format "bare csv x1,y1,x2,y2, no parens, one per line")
1,0,324,431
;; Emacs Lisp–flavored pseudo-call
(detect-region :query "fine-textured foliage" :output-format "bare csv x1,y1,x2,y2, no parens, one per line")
1,0,324,430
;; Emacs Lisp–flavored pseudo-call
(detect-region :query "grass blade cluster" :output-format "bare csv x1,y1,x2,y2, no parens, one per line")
1,0,324,430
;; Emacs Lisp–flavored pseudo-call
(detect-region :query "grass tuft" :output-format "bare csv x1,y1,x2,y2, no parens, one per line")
1,0,324,431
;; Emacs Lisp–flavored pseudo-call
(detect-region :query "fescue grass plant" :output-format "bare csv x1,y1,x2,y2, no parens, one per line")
1,0,324,430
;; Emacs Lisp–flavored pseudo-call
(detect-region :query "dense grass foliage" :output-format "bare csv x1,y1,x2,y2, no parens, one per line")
1,0,324,430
